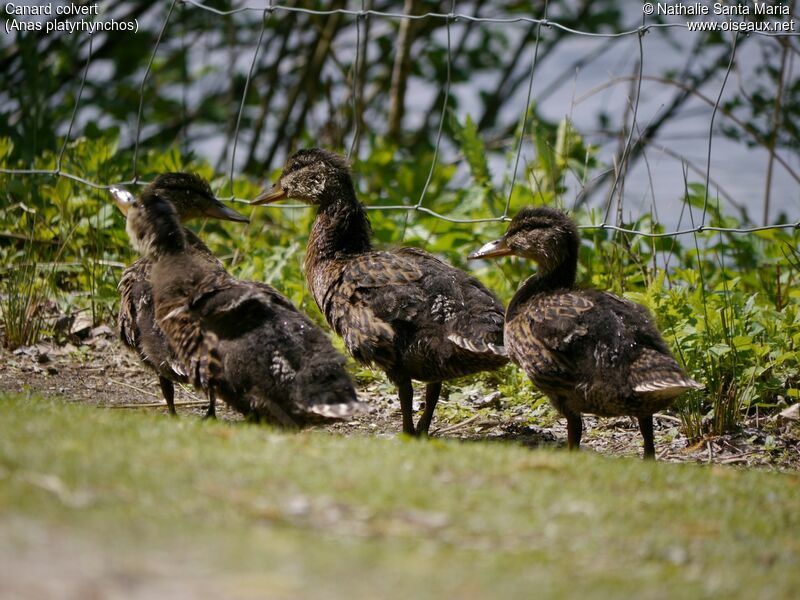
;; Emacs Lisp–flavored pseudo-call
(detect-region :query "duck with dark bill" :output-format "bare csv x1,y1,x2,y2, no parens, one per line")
469,207,702,459
112,173,249,417
113,173,363,426
252,149,509,437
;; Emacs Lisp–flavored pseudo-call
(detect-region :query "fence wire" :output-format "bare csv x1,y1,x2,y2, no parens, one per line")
1,2,799,238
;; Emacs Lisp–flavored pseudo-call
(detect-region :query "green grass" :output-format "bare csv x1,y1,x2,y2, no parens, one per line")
1,394,798,598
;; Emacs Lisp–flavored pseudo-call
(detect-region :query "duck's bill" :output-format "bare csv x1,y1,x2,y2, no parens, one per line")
468,238,512,260
203,199,250,223
109,186,135,216
250,184,286,205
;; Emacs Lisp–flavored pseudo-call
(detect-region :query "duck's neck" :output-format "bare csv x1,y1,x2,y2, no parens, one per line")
130,214,186,260
305,186,373,268
506,244,578,321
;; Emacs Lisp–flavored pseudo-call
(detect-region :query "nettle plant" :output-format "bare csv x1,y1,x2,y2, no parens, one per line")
2,119,798,440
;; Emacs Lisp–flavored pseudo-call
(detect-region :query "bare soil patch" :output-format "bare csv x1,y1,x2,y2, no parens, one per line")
2,331,798,469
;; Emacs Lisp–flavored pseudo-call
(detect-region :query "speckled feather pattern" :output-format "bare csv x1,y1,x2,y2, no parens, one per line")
305,203,508,385
123,187,361,425
117,230,220,384
263,148,508,435
151,258,361,424
506,288,697,417
500,207,701,420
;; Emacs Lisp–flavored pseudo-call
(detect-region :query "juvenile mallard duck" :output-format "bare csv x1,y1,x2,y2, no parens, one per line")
115,182,363,425
469,207,701,459
112,173,248,416
251,149,507,436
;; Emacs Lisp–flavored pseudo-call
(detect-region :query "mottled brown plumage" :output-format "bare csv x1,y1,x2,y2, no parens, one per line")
113,173,248,415
469,207,702,458
252,148,507,435
115,176,362,424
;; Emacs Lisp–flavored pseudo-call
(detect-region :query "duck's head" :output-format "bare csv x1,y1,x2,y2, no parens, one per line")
251,148,353,207
111,172,248,223
111,187,185,257
468,207,579,270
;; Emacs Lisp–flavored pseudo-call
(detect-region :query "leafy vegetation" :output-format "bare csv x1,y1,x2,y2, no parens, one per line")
1,394,799,597
0,1,632,171
3,2,797,443
1,116,797,440
1,10,797,597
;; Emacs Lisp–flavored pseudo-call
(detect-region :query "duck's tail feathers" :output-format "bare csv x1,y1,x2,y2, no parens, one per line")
291,358,364,422
634,376,703,400
306,400,367,421
447,333,508,358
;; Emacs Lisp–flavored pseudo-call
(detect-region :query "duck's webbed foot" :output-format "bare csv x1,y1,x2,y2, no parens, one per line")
565,410,582,451
415,381,442,437
396,378,416,436
638,415,656,460
158,376,177,416
203,388,217,420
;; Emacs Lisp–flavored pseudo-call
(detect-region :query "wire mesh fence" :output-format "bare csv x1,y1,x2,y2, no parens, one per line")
1,1,799,236
2,2,799,434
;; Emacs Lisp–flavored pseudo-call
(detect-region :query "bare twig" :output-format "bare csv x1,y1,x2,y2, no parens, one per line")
763,36,790,225
718,456,750,465
412,0,486,146
132,0,179,181
433,413,482,435
578,69,800,190
576,37,755,207
388,0,418,139
109,400,210,409
262,1,347,169
653,413,682,424
107,378,160,399
245,2,298,171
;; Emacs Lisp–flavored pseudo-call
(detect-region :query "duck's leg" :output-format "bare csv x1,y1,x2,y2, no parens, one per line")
158,376,177,416
415,381,442,437
565,410,582,451
397,378,416,436
638,415,656,460
204,388,217,420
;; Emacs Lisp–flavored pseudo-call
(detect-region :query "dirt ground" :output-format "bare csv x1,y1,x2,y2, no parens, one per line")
2,329,799,469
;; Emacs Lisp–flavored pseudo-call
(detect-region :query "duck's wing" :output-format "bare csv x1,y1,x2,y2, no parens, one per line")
334,250,425,295
376,249,505,336
396,250,506,356
118,258,189,380
331,248,508,365
186,273,329,367
320,251,426,324
186,272,362,421
521,290,660,348
156,298,222,393
515,291,596,350
247,281,304,312
514,290,699,395
508,292,597,379
187,271,279,335
319,251,425,367
118,258,151,351
152,267,261,392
